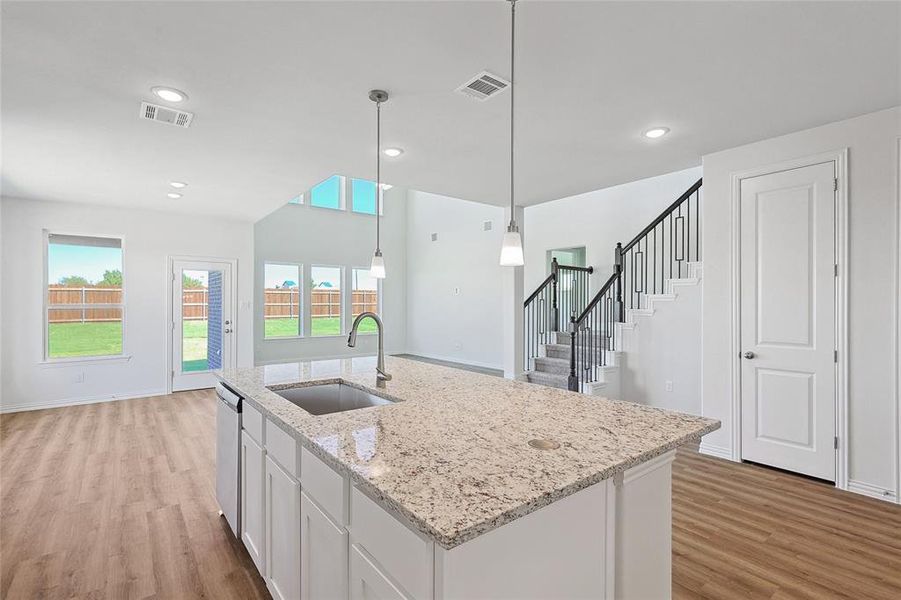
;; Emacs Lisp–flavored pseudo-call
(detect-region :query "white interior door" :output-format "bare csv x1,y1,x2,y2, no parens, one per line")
171,259,234,391
739,162,836,481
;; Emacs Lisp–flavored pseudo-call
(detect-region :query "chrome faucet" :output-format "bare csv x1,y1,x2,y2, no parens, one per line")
347,311,392,386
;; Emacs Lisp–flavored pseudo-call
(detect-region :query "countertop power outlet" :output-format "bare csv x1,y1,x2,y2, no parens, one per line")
665,380,673,392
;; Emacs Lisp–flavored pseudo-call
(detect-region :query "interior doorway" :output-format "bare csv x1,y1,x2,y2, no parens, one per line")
169,257,236,392
738,161,838,481
547,246,587,270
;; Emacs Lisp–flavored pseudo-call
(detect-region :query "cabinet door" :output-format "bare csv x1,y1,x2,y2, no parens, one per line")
301,491,348,600
241,430,265,573
266,456,301,600
350,544,410,600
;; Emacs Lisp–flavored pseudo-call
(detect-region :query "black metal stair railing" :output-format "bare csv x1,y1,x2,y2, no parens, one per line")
522,258,594,372
567,178,702,391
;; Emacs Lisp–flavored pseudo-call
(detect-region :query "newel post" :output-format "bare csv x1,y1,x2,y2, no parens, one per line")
614,242,624,322
550,257,559,332
568,316,579,391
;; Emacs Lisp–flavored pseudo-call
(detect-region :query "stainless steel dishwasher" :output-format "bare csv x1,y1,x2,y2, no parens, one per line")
215,381,242,537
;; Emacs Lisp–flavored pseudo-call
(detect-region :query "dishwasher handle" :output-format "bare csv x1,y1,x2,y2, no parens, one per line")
215,382,242,411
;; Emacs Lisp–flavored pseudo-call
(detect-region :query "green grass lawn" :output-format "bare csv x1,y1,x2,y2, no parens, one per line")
265,316,376,338
48,322,122,358
49,317,378,361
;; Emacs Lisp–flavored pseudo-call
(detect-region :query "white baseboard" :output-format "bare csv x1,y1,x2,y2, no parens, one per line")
847,479,898,504
698,441,735,461
0,388,167,414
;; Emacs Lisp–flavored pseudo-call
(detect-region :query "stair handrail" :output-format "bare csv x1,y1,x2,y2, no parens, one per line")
523,258,595,372
620,178,702,253
566,178,703,391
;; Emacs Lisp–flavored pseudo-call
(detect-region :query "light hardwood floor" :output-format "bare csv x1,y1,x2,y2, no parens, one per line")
2,390,899,599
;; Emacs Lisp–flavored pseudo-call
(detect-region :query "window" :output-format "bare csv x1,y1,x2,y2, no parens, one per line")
45,233,124,359
311,266,342,336
310,175,343,210
351,268,379,334
351,178,380,215
288,194,303,205
264,263,301,338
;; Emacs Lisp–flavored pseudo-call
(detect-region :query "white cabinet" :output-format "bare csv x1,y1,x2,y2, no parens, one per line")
241,430,266,573
301,491,348,600
350,544,410,600
266,455,301,600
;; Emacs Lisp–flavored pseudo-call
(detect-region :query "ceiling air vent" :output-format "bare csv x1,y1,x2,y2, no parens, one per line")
456,71,509,101
139,101,194,128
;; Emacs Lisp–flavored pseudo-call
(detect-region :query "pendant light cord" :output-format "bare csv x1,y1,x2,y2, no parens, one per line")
376,100,381,253
509,0,517,231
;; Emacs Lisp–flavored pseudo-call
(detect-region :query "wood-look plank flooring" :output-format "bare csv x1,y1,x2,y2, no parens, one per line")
2,390,899,599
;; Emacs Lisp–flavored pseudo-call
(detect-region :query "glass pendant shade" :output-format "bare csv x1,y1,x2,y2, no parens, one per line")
370,251,386,279
499,229,524,266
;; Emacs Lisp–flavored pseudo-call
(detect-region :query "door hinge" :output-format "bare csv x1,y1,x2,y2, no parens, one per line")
834,350,838,363
833,178,838,191
834,436,839,450
834,263,838,277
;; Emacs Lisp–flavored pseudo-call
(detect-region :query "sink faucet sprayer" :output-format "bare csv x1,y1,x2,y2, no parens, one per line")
347,311,392,386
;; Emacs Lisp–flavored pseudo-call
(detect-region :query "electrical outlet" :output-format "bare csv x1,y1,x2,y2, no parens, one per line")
453,286,461,296
665,380,673,392
74,372,85,384
454,342,462,350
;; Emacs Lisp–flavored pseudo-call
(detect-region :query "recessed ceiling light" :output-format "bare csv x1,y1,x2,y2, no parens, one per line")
167,192,182,199
151,86,188,103
383,148,403,157
169,181,187,189
643,127,670,139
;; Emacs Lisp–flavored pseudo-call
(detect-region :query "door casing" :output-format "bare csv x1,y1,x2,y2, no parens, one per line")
728,149,849,490
166,255,238,393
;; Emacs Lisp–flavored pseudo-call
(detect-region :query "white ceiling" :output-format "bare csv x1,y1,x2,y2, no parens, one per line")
2,1,899,221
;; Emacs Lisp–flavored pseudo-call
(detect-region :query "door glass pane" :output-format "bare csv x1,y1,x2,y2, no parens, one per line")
182,269,214,373
311,266,342,336
264,263,301,338
351,268,378,333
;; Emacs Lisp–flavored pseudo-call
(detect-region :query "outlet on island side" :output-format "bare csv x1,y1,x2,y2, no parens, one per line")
665,380,673,392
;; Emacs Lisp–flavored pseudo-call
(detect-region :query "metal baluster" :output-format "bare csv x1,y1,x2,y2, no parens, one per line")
696,190,700,261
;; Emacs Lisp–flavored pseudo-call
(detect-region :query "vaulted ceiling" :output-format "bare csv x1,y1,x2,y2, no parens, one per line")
2,1,899,220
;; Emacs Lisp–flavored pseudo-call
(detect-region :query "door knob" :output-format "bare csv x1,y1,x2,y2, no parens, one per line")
743,351,755,359
224,328,232,334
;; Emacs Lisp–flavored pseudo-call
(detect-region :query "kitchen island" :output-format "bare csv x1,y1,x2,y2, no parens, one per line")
218,356,718,599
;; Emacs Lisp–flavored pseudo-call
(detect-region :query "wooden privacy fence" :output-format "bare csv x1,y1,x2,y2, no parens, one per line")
48,286,212,323
48,286,122,323
264,288,377,319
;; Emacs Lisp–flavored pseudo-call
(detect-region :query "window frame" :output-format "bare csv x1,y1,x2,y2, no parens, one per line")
42,230,127,362
349,266,382,335
262,261,304,340
310,264,345,338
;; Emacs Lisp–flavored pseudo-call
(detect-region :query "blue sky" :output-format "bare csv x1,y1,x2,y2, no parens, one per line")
48,243,121,284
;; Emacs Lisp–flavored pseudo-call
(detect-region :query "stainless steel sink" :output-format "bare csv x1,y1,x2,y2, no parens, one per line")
268,383,393,416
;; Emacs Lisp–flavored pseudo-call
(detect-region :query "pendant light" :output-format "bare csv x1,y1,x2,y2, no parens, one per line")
499,0,524,267
369,89,388,279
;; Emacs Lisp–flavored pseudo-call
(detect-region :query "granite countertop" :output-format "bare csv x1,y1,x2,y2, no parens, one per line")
219,356,719,549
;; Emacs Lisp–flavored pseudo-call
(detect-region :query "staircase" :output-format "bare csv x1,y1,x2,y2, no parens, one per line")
523,179,702,394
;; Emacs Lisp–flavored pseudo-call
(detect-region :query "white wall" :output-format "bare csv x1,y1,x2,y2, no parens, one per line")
0,197,255,412
701,106,901,500
253,188,407,363
405,190,506,370
618,280,702,415
523,167,702,292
